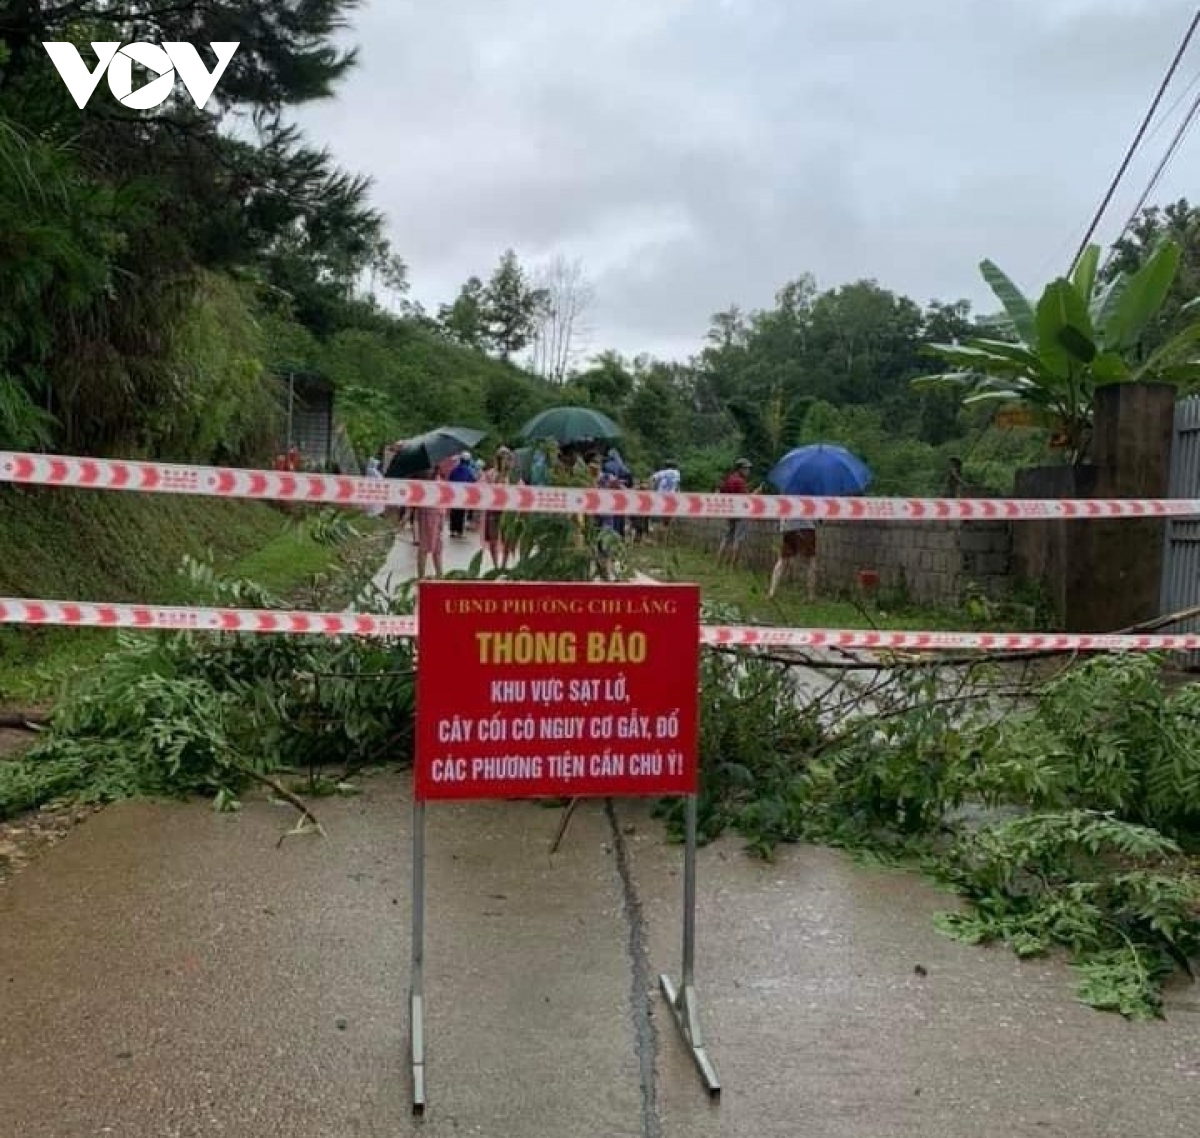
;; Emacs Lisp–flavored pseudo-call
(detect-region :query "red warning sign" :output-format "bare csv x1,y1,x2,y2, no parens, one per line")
415,581,700,801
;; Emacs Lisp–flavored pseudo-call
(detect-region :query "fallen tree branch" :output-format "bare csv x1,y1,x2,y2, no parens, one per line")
706,603,1200,673
0,713,49,731
231,763,326,844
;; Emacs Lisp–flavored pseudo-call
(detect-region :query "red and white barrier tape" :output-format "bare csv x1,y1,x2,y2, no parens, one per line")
698,626,1200,653
0,598,416,639
1,596,1196,653
3,450,1199,521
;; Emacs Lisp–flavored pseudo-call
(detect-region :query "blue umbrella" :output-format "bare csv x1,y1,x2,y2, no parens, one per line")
766,443,872,496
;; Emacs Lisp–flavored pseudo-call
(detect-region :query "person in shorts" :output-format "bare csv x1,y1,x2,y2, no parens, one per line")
716,458,752,567
481,446,516,570
413,468,445,578
769,515,817,600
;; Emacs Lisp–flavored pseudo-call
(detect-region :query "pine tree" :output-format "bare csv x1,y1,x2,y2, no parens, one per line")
482,250,548,360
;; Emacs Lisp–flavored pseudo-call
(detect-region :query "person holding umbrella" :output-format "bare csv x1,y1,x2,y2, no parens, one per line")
381,439,411,535
384,427,486,549
764,443,873,601
769,516,818,601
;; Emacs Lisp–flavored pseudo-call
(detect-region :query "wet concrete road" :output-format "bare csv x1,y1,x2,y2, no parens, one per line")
2,774,1198,1137
0,779,641,1138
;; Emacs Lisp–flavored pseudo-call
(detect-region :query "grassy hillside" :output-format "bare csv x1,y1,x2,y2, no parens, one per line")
0,487,348,704
0,487,293,601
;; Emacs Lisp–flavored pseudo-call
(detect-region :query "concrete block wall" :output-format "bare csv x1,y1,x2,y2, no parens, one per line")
663,518,1013,607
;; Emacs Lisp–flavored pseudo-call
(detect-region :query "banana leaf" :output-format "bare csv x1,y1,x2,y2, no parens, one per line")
963,383,1057,407
1133,320,1200,383
910,371,978,391
1057,324,1098,364
922,344,1034,377
980,259,1037,347
1036,279,1094,379
1071,244,1101,305
962,338,1046,369
1104,240,1181,352
1090,351,1131,384
1091,273,1130,343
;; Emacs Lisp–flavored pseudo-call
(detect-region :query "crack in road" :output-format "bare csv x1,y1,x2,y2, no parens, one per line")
605,799,663,1138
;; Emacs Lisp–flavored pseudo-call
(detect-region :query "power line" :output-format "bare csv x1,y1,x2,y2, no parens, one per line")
1035,63,1200,282
1068,6,1200,274
1103,86,1200,268
1141,64,1200,148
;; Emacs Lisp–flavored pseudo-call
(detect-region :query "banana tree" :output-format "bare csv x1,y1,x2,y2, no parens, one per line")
913,240,1200,463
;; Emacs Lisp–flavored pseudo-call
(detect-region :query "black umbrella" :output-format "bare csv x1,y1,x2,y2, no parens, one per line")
384,426,486,478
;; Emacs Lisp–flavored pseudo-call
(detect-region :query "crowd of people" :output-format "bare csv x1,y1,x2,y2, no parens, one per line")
366,438,686,580
290,436,824,597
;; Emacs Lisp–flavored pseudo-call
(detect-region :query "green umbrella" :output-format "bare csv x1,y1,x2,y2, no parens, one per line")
518,406,621,445
384,425,486,478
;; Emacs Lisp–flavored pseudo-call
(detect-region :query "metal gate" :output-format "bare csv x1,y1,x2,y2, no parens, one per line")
1161,395,1200,667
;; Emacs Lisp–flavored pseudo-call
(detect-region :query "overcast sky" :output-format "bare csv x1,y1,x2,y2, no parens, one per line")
296,0,1200,363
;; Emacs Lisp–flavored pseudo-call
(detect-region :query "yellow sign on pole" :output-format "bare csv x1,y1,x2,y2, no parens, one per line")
994,406,1037,429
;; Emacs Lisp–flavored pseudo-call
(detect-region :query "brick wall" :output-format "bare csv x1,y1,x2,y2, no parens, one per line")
664,518,1013,607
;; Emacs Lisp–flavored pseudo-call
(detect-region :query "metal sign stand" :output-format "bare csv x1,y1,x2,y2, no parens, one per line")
408,796,719,1112
410,799,426,1116
658,794,721,1096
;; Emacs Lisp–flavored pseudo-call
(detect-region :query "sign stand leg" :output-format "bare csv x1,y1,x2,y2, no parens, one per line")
658,793,721,1097
410,798,426,1115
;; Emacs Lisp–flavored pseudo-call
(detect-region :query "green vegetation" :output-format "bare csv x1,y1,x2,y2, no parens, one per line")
916,240,1200,461
0,488,367,703
665,647,1200,1019
0,2,539,466
0,558,414,823
227,525,348,598
626,542,1039,631
0,489,286,602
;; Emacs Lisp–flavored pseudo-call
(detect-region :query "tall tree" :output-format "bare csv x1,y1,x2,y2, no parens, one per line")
917,300,976,444
626,358,690,461
528,255,594,383
438,277,488,350
0,0,385,453
805,280,924,407
570,350,634,415
481,249,547,361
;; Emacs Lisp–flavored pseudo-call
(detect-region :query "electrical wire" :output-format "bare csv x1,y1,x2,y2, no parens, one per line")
1102,87,1200,269
1035,44,1200,283
1141,64,1200,149
1068,6,1200,274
